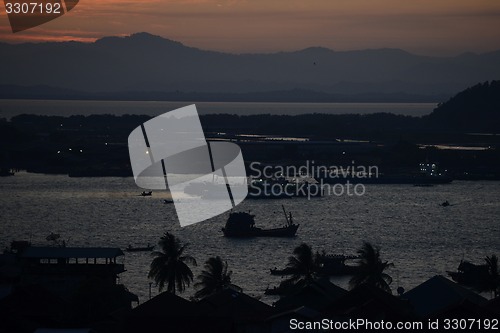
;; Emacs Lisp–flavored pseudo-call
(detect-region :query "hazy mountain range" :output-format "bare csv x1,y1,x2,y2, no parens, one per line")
1,32,499,101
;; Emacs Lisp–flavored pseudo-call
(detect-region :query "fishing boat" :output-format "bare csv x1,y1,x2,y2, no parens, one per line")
270,253,360,277
316,253,360,276
0,168,15,177
125,244,154,252
447,260,489,286
222,205,299,238
270,267,296,275
46,233,61,242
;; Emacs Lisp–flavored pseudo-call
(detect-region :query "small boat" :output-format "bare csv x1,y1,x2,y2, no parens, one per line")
265,279,303,295
270,267,296,275
46,233,61,242
447,260,489,286
126,244,154,252
222,205,299,238
264,285,284,296
317,254,360,276
0,168,15,177
140,191,152,196
413,183,434,187
270,254,360,277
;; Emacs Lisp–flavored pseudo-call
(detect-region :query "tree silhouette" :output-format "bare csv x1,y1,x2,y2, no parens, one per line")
148,232,197,294
194,256,232,299
349,241,394,293
284,243,320,284
482,255,499,298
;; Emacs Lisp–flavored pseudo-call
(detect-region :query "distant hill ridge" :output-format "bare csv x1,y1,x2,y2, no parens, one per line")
0,32,499,98
426,80,500,131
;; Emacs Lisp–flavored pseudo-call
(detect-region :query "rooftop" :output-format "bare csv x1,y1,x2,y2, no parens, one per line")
20,247,124,259
403,275,487,318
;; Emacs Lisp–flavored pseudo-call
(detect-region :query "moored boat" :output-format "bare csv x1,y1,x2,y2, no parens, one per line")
270,267,296,275
317,253,360,276
447,260,489,286
125,244,154,252
270,253,360,278
222,205,299,238
0,168,15,177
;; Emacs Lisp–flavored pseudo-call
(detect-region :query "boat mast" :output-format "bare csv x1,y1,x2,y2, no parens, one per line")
282,205,290,226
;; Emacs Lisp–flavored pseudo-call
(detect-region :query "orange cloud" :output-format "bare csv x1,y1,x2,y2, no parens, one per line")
0,25,98,43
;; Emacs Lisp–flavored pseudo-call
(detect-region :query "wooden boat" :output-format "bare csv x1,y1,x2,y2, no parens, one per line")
270,267,296,275
125,244,154,252
316,254,361,276
265,279,303,296
222,205,299,238
0,168,15,177
270,254,360,277
447,260,489,286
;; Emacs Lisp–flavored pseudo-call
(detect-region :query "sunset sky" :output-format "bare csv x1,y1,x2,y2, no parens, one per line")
1,0,500,55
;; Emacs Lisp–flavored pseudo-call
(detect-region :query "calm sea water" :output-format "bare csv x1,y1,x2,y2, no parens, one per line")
1,173,499,304
0,100,436,119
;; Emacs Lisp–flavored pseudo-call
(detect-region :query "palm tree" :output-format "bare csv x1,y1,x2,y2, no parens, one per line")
482,255,499,298
285,243,320,284
148,232,197,294
194,256,232,299
349,241,394,293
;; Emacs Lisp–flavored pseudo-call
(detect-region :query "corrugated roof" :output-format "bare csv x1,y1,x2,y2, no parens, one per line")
20,247,124,259
197,289,275,320
403,275,487,317
274,278,347,311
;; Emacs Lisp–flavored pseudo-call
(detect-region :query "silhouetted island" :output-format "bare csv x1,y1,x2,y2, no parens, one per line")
1,81,499,179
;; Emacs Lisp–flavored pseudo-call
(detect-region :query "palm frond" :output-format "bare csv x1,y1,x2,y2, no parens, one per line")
350,241,393,293
148,232,195,294
194,256,232,299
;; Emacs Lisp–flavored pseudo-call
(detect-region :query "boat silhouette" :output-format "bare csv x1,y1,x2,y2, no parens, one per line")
222,205,299,238
125,244,154,252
